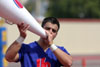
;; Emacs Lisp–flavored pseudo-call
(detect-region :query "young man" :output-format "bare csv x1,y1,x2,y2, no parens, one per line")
5,17,72,67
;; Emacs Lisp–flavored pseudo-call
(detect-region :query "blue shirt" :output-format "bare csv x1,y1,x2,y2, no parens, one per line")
18,41,70,67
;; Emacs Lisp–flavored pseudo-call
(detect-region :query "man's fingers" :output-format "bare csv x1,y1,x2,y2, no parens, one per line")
23,24,30,32
17,22,24,29
17,22,30,33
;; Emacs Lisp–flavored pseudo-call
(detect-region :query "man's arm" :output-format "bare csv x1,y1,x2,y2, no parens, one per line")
52,48,72,67
5,41,22,62
46,31,73,67
5,23,29,62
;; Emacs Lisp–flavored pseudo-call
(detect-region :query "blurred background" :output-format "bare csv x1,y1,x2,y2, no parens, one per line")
0,0,100,67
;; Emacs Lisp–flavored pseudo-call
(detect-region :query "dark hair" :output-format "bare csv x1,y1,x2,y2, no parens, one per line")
41,17,60,31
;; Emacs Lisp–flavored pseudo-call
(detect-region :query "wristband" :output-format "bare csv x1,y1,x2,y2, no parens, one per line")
50,44,58,51
16,36,24,44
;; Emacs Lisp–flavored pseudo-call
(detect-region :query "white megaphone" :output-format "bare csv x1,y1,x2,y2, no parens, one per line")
0,0,47,38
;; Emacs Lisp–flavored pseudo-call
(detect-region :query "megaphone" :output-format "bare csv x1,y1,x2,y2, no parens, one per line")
0,0,47,38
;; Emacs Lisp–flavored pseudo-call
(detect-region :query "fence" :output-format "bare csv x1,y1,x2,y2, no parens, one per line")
72,55,100,67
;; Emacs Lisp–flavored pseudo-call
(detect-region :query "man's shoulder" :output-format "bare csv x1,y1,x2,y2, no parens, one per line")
28,41,37,45
20,41,38,52
22,41,38,48
56,45,66,51
57,45,64,49
57,45,70,55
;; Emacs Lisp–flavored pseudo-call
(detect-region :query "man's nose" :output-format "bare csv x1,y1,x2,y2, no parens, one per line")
49,29,53,34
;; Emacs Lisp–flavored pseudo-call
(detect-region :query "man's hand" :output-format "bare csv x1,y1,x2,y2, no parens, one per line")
17,23,30,38
44,30,54,46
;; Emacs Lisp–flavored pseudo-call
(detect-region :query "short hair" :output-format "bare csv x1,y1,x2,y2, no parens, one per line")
41,17,60,31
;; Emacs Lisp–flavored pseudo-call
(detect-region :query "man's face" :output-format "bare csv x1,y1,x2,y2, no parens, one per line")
43,22,58,40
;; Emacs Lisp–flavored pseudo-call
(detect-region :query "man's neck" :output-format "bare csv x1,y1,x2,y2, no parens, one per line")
37,38,49,52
